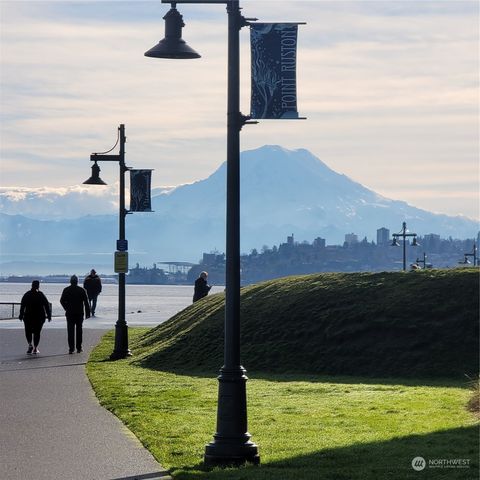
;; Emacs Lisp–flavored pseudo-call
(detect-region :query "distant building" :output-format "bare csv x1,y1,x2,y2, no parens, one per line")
202,252,225,266
127,263,167,285
279,234,295,255
313,237,326,248
377,227,390,246
344,233,358,245
423,234,441,252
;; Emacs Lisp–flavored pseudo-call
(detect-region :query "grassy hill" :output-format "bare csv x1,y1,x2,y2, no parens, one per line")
135,269,479,379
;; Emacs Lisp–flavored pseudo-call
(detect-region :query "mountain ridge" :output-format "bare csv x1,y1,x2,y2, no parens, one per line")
1,145,478,270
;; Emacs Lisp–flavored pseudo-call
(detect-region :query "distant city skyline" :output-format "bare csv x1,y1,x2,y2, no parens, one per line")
1,1,478,220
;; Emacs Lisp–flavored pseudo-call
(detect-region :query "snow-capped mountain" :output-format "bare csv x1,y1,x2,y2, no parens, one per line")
1,145,477,271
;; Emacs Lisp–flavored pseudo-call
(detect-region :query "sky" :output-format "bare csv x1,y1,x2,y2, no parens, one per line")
0,0,479,220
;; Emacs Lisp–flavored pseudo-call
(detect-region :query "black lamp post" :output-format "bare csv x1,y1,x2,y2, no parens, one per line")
391,221,419,271
145,0,259,466
459,242,477,266
83,124,131,360
415,252,429,269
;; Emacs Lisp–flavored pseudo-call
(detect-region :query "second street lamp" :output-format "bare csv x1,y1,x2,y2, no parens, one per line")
415,252,430,269
459,242,477,266
391,221,419,271
84,124,130,360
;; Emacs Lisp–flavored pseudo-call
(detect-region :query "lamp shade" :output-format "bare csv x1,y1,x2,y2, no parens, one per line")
391,238,401,247
145,5,200,59
412,237,420,247
83,161,107,185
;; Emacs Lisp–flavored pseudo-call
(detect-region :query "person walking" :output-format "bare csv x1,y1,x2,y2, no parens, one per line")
83,269,102,316
193,271,212,302
19,280,51,355
60,275,90,354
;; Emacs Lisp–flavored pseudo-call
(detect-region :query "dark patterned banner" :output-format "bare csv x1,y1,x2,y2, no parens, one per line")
130,169,152,212
250,23,302,119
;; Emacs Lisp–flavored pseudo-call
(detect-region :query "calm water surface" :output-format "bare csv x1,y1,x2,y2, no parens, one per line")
0,283,224,329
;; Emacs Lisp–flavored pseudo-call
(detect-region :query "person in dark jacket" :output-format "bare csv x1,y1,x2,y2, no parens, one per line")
60,275,90,354
83,269,102,316
193,271,212,302
19,280,51,355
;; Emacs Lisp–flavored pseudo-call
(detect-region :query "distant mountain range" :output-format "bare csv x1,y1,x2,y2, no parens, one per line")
1,145,478,275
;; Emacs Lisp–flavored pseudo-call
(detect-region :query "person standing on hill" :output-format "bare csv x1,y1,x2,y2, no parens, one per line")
19,280,52,355
61,275,90,354
193,271,212,302
83,269,102,316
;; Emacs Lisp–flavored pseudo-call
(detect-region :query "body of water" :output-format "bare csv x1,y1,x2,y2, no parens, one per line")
0,283,224,329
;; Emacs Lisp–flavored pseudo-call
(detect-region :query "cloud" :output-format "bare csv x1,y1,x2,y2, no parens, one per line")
0,183,181,220
0,0,478,220
0,185,118,218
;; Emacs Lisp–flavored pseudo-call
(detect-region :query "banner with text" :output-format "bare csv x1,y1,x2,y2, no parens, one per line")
250,23,302,120
130,169,152,212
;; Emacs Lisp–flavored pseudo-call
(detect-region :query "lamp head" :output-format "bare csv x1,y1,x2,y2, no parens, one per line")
412,237,420,247
83,161,107,185
144,4,201,59
391,237,401,247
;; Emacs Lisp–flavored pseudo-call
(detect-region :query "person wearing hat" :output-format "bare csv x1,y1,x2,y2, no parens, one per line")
60,275,90,354
19,280,52,355
83,268,102,316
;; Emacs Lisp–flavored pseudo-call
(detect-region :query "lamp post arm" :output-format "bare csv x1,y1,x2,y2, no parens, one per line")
90,154,121,162
240,114,258,129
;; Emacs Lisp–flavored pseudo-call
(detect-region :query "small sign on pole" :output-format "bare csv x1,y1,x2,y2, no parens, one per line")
114,251,129,273
117,239,128,252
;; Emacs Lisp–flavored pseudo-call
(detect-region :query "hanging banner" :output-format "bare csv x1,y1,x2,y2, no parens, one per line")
250,23,303,120
130,169,152,212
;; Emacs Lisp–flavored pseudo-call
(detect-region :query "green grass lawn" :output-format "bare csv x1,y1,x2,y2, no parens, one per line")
87,329,478,480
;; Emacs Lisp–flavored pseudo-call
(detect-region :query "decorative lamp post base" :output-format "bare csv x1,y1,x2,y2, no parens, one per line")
204,446,260,467
109,349,132,360
204,367,260,467
109,323,132,360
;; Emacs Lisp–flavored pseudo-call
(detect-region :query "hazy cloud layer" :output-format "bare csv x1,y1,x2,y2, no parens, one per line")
0,184,175,219
0,185,118,219
0,1,478,219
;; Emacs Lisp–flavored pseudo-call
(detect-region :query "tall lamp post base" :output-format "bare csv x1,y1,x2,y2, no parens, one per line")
204,367,260,467
109,323,132,360
109,350,132,360
205,448,260,467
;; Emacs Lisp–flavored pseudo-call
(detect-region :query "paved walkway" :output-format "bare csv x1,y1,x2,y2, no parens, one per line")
0,326,172,480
